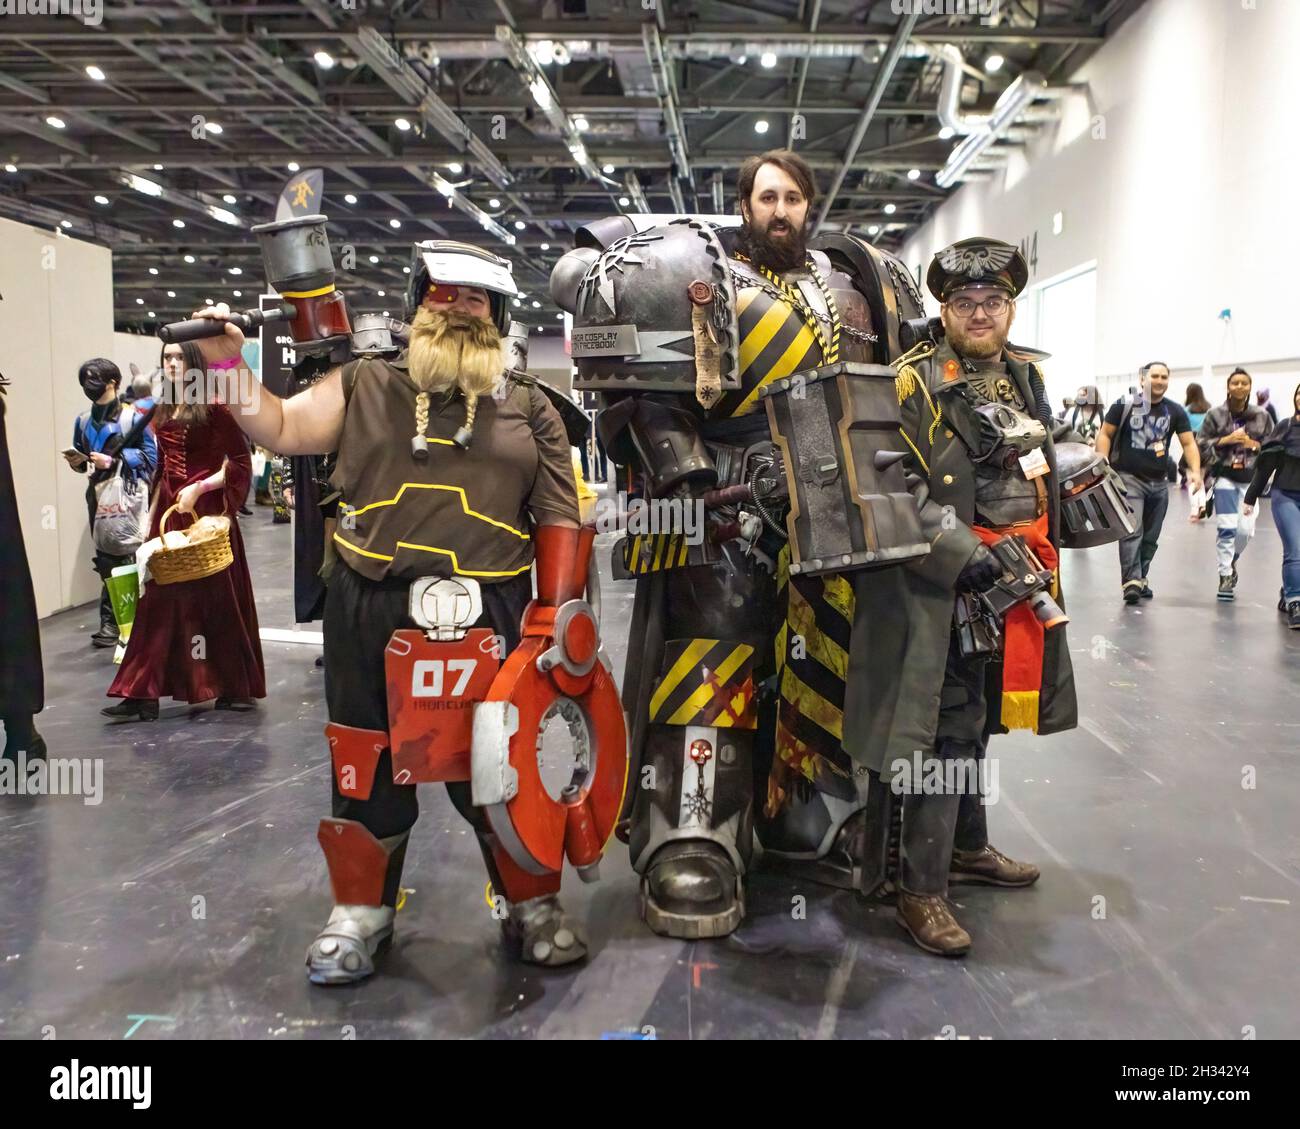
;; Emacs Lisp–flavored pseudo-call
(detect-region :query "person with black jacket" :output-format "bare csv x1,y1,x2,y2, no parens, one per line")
0,376,45,763
64,358,158,647
1244,384,1300,628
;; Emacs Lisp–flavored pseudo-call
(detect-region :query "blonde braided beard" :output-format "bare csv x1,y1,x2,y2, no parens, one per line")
407,306,507,399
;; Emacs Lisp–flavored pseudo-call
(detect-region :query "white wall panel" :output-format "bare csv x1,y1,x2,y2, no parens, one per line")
900,0,1300,395
0,217,117,618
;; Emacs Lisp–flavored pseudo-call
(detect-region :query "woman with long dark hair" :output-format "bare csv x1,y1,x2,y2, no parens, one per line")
103,340,265,720
1198,368,1274,601
1245,384,1300,629
1180,383,1212,487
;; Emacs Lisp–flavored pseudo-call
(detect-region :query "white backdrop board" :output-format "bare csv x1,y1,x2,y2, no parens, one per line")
0,216,117,618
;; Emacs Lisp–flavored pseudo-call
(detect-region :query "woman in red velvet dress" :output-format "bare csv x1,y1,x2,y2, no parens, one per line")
104,341,265,721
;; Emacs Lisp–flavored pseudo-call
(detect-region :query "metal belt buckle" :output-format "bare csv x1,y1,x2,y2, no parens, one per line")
407,576,483,641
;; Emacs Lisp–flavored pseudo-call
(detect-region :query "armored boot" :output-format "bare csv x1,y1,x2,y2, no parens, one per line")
632,723,753,939
502,893,588,967
756,771,871,891
897,790,970,957
307,819,409,985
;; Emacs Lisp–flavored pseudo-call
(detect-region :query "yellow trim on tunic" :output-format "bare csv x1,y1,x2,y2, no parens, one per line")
343,481,530,539
332,531,532,578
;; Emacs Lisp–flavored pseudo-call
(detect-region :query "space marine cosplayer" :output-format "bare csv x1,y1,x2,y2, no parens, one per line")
188,219,625,982
551,150,930,938
844,237,1132,956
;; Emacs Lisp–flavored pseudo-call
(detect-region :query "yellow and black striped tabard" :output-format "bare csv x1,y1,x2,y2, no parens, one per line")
645,254,859,804
622,256,841,577
648,638,757,729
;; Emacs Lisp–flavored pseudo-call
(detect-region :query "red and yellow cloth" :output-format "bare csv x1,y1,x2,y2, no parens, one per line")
972,512,1058,733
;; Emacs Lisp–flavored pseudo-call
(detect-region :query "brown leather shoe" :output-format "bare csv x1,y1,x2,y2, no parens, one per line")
949,844,1040,887
896,891,971,957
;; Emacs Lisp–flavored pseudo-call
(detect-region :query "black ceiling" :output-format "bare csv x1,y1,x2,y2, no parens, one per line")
0,0,1143,332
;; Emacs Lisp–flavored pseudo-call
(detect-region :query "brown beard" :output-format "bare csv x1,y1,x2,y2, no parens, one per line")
943,318,1010,361
406,307,505,397
737,215,808,275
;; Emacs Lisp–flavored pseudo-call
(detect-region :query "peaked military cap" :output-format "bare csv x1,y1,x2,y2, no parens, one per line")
926,237,1029,302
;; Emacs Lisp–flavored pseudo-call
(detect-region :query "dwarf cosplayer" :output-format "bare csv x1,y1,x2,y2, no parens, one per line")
180,223,625,983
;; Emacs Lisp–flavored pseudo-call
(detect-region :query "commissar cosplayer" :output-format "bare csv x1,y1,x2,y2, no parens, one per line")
186,229,627,984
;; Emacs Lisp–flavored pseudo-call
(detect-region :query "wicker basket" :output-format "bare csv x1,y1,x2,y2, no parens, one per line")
149,504,234,585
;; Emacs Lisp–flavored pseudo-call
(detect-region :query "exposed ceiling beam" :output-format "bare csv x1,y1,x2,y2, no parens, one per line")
814,10,920,234
0,69,49,103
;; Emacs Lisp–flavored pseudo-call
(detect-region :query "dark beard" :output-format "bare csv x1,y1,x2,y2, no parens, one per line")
737,219,809,275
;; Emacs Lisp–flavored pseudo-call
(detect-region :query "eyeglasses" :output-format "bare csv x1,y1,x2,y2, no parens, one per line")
946,294,1010,318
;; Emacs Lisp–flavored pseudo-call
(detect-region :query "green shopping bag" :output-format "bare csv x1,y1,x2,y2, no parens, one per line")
106,564,139,665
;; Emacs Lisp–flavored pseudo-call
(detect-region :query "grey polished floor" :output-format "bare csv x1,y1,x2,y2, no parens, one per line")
2,484,1297,1040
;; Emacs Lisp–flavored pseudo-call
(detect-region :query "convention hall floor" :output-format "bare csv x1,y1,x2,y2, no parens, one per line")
3,484,1297,1041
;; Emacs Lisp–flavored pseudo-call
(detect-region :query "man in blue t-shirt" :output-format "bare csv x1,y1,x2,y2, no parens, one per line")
1096,361,1202,604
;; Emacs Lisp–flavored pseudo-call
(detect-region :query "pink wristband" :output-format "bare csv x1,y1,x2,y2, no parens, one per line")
210,355,244,371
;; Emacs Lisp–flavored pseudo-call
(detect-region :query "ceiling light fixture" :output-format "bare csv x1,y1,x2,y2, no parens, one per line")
172,218,185,228
754,119,769,134
602,163,615,175
489,198,501,209
344,193,357,204
573,116,590,132
148,267,158,275
883,203,897,215
127,173,163,196
447,161,463,174
389,218,401,228
395,117,411,131
907,168,921,180
287,161,300,172
94,194,109,205
314,50,335,69
46,115,66,129
985,54,1005,73
205,122,223,135
183,255,195,264
85,65,106,81
760,52,777,68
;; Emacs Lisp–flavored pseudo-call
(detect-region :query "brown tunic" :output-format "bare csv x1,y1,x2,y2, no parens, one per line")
330,355,579,582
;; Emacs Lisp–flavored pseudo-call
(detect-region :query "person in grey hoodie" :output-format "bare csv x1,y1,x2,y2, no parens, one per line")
1198,368,1273,601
